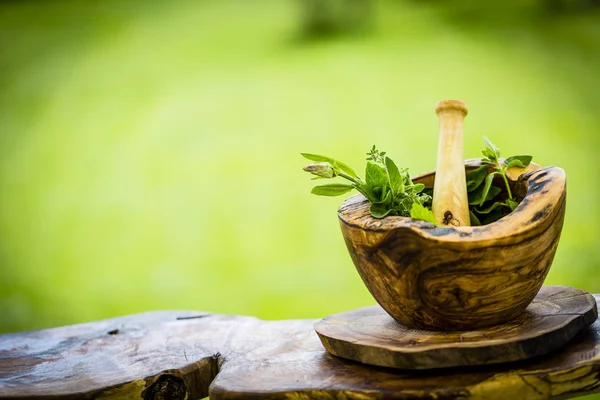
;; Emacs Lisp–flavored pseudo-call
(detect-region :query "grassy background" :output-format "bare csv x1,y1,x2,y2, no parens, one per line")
1,0,600,396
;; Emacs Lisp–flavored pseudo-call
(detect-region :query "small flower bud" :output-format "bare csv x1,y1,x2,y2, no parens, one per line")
303,162,336,178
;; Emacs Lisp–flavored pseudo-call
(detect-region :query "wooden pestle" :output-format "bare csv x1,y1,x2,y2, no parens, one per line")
432,100,470,227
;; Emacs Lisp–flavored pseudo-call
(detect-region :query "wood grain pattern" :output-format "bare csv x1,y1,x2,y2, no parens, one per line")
2,296,600,399
432,99,470,227
315,286,597,369
338,160,566,330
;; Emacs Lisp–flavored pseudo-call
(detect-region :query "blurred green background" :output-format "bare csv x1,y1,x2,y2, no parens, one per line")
1,0,600,394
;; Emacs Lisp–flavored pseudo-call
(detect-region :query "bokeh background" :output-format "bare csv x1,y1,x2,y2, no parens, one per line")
1,0,600,395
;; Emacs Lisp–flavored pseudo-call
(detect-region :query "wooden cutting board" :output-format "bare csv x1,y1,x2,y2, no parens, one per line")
315,286,598,370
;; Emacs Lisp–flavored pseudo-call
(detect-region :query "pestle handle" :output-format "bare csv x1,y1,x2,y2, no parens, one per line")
432,100,470,227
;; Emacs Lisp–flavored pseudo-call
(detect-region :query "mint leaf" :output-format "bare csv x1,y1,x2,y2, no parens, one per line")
504,155,532,169
384,156,404,195
311,184,354,196
410,203,437,225
466,166,489,192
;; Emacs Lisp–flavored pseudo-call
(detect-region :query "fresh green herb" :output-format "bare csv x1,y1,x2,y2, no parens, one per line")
366,145,386,163
302,146,436,224
467,137,533,225
410,203,438,225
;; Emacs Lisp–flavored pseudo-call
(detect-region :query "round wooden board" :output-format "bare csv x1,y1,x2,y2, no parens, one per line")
314,286,598,370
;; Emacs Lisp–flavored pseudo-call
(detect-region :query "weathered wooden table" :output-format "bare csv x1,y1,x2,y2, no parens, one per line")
2,296,600,399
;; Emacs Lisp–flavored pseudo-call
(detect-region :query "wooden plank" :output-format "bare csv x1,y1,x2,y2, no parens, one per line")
1,296,600,399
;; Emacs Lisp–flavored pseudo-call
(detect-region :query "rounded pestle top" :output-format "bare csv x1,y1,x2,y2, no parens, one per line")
435,99,468,117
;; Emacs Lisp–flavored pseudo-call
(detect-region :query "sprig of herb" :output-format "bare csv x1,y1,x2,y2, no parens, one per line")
366,145,386,163
302,147,436,224
467,137,532,225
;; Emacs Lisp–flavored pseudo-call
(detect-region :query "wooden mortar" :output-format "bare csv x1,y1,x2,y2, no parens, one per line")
338,101,566,331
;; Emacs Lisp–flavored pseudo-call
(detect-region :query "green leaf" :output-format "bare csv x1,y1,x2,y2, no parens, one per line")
481,149,494,160
419,192,432,206
469,211,481,226
506,198,519,211
483,136,500,159
504,155,532,169
370,203,392,219
482,207,506,225
468,183,501,205
365,162,388,188
479,172,499,206
311,184,354,196
407,183,425,194
333,160,358,178
384,156,404,195
374,190,392,206
475,201,509,214
355,182,376,203
466,166,489,192
410,203,437,225
301,153,335,163
399,197,415,214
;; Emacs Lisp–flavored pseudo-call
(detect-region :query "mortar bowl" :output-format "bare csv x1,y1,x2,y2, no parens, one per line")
338,160,566,331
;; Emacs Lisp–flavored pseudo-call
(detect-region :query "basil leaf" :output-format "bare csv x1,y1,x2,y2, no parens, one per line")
374,190,392,205
373,186,392,208
475,201,509,214
506,198,518,211
384,156,404,195
365,161,388,188
482,208,506,225
505,155,532,169
468,183,501,205
470,211,481,226
370,203,392,219
479,172,499,206
311,184,354,196
466,166,489,192
483,136,500,159
410,203,437,225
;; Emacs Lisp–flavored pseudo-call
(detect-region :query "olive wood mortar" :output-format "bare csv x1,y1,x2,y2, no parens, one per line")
338,160,566,331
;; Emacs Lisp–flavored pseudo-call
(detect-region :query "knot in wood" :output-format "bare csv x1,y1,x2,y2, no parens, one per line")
142,374,187,400
443,210,459,226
